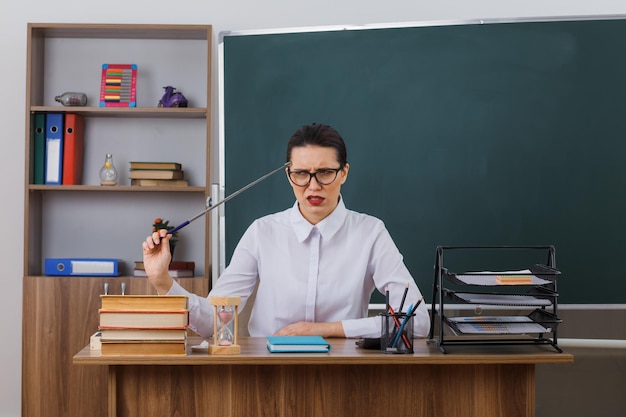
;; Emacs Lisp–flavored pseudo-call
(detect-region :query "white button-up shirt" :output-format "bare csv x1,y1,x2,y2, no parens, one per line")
168,198,430,338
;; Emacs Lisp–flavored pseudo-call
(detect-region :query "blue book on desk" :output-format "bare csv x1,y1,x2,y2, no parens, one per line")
266,335,331,353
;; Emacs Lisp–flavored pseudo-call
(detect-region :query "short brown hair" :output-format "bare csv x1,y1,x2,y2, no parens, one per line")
286,123,348,168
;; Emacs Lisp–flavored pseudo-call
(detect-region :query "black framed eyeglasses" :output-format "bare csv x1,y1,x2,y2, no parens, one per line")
288,167,342,187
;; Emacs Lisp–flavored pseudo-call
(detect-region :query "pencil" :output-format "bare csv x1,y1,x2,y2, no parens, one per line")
391,303,413,349
391,297,424,349
411,296,424,313
388,305,412,350
385,286,390,314
398,282,409,313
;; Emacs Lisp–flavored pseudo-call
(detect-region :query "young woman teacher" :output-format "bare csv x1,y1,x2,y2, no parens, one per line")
142,123,430,339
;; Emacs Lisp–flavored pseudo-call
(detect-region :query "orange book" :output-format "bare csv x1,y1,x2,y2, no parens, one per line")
100,295,188,311
131,179,189,187
100,328,187,341
101,340,186,355
129,169,184,180
99,310,189,329
61,113,85,185
129,161,182,170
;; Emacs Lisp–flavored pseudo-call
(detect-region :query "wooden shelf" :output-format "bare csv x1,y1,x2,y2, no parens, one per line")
29,23,211,40
28,185,207,192
30,106,208,118
26,275,208,280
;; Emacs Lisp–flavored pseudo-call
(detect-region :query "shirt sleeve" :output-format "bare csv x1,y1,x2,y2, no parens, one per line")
366,224,431,339
342,316,380,338
342,304,430,339
167,280,215,337
341,300,430,339
166,222,262,337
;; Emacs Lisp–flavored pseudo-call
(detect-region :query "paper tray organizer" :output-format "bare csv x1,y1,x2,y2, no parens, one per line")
428,246,563,353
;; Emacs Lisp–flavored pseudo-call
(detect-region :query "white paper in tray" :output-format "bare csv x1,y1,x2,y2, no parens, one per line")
455,322,550,334
454,293,552,306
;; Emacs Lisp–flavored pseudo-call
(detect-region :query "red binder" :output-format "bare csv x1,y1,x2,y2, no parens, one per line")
62,113,85,185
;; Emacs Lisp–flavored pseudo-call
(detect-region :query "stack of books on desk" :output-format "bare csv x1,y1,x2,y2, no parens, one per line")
132,260,195,277
99,295,189,355
129,161,188,187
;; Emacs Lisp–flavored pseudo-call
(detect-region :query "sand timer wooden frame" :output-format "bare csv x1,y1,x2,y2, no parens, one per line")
208,295,241,355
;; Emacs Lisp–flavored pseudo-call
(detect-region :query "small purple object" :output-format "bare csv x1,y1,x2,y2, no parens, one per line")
158,86,188,108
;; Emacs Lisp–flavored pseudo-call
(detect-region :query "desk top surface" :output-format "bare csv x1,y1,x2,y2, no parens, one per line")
73,337,573,366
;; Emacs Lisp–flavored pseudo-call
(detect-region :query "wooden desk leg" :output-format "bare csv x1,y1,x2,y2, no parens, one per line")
528,365,536,417
108,366,117,417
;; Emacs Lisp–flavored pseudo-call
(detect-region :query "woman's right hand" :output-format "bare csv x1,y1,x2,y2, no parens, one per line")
142,229,174,294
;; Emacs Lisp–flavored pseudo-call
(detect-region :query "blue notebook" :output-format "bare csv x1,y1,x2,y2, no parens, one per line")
266,336,331,353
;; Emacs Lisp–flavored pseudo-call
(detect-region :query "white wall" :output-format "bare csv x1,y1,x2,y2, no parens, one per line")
2,1,626,415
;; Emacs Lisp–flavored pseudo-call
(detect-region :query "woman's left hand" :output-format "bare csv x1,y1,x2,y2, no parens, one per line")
274,321,345,338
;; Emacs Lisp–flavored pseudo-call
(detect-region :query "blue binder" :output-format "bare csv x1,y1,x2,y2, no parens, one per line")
44,113,64,185
44,258,120,276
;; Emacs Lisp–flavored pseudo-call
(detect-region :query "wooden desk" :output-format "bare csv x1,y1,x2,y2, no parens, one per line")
73,337,572,417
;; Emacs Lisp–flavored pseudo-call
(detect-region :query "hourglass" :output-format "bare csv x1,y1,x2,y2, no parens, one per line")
208,296,241,355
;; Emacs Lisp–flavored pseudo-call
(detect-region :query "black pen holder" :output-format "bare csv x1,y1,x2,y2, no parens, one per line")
380,312,415,354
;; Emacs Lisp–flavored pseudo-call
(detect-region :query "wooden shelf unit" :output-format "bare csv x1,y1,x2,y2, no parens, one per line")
22,23,213,417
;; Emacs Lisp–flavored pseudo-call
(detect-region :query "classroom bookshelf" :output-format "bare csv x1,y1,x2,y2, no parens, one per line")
22,23,212,417
428,246,563,354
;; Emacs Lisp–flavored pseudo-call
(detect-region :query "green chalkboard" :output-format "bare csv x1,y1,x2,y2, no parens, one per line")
221,18,626,304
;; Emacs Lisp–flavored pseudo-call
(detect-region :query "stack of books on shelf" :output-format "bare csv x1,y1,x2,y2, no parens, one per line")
99,295,189,355
133,260,195,277
129,161,188,187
